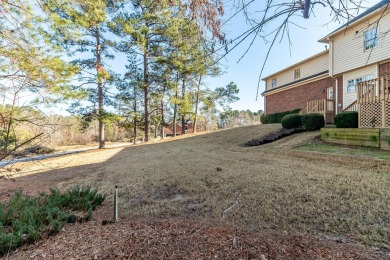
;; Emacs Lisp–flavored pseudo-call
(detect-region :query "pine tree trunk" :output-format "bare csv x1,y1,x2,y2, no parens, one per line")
133,84,137,144
173,74,179,137
96,27,105,149
181,78,186,135
161,84,166,139
193,75,202,134
143,41,150,142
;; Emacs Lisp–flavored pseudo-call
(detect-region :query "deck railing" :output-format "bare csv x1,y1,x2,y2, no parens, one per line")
357,76,390,104
357,76,390,128
342,100,358,112
300,99,334,123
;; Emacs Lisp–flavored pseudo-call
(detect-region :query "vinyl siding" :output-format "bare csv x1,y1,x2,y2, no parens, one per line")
342,64,378,108
265,52,329,91
332,10,390,75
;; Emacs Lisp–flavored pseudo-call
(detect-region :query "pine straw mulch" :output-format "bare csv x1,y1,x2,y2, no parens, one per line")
7,204,387,260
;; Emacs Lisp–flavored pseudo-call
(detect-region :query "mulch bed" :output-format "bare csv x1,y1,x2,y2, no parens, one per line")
6,204,387,260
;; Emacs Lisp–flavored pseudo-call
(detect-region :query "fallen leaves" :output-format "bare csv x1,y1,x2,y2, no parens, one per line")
8,205,387,260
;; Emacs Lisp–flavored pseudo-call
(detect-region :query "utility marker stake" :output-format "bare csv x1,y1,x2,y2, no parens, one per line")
114,184,119,223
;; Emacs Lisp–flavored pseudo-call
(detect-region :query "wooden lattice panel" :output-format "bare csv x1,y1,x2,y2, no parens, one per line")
360,102,382,127
386,101,390,127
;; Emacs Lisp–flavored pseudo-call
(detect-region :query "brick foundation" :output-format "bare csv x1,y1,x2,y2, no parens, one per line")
265,77,335,114
379,62,390,77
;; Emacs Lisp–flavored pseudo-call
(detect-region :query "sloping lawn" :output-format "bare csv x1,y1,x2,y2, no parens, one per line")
1,125,389,251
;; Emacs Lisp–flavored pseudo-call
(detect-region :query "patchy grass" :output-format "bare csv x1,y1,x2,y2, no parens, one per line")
3,125,390,249
297,141,390,161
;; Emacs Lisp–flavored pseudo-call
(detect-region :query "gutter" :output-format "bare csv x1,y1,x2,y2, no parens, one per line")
262,70,329,96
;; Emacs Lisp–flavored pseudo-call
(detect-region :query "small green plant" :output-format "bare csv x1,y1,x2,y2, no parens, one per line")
301,113,325,131
370,116,377,128
370,135,378,143
334,111,358,128
281,114,302,129
0,187,105,255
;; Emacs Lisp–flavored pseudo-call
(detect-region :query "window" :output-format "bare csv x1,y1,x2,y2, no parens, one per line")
271,78,277,88
294,68,300,80
364,27,378,50
327,87,334,100
363,74,373,81
347,79,355,93
356,75,373,85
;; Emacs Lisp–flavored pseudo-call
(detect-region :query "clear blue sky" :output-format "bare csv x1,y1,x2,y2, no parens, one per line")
205,0,380,112
43,0,380,115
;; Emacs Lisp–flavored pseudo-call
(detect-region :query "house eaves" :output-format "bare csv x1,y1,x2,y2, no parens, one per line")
261,70,329,96
319,0,390,43
261,50,328,81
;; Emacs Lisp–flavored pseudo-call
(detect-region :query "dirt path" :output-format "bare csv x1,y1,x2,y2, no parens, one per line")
1,124,390,258
0,142,136,168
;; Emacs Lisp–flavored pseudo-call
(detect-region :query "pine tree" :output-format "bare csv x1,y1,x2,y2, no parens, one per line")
0,1,79,158
43,0,118,148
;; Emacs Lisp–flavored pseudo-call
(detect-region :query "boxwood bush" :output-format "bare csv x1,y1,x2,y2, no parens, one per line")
0,187,105,255
301,113,325,131
260,114,269,124
261,108,301,124
334,111,358,128
281,114,302,129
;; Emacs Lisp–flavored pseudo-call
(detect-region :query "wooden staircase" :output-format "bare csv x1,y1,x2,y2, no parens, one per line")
341,100,357,112
299,99,335,124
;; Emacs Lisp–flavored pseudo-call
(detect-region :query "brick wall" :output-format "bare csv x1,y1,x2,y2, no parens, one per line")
265,77,335,114
379,62,390,77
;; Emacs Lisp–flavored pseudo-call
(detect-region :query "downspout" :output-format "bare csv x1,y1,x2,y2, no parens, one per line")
329,39,338,114
329,40,333,77
263,81,267,114
335,78,338,114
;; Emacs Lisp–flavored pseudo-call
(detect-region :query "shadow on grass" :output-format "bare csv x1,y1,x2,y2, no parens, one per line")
1,124,390,249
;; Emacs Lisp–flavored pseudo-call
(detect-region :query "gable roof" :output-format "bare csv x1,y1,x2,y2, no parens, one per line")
261,70,328,96
319,0,390,43
261,50,328,81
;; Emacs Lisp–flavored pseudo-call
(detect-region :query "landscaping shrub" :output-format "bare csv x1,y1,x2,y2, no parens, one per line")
0,187,105,255
301,113,325,131
261,109,301,124
281,114,302,129
334,111,358,128
260,114,269,124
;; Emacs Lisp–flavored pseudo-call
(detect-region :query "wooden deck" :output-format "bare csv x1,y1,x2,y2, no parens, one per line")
357,76,390,128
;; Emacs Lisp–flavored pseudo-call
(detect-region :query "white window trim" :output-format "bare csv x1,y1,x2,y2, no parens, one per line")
293,68,300,81
327,87,334,100
363,26,379,51
347,75,374,94
347,79,355,93
271,78,277,88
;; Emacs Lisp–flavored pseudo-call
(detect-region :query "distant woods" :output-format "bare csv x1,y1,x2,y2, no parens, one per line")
0,0,363,157
0,0,258,157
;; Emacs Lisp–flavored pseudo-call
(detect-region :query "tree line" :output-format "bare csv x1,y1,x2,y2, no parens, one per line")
0,0,255,158
1,0,365,158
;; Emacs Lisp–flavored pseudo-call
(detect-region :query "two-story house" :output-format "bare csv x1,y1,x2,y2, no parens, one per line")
262,0,390,127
